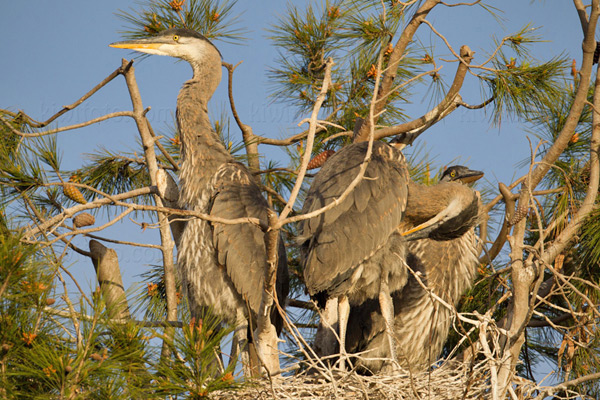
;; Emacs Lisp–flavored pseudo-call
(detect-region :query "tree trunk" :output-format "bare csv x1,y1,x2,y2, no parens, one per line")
89,239,130,320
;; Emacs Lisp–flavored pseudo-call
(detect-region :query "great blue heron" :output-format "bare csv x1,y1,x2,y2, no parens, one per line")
299,141,410,370
345,165,483,373
110,28,289,374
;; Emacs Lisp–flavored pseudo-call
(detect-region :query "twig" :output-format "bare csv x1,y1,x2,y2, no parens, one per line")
440,0,482,6
120,58,178,360
355,0,441,142
7,61,132,128
37,208,134,246
255,106,342,147
533,372,600,400
287,298,317,311
374,45,474,144
81,232,162,249
145,117,180,171
23,186,155,239
43,306,184,327
56,269,83,350
223,61,260,171
0,111,135,138
278,58,336,223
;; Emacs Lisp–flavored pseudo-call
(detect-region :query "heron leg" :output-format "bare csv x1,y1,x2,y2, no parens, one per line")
379,275,398,372
314,297,339,363
230,309,252,379
337,295,350,371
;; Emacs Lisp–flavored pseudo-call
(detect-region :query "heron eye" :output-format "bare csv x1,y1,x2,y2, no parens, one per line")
450,171,456,177
173,35,180,42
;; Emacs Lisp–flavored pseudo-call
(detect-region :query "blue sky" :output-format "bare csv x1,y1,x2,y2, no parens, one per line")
0,1,582,178
0,1,585,376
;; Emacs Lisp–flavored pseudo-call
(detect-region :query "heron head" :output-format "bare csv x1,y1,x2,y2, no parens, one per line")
110,27,221,67
110,27,222,97
439,165,484,184
402,165,483,241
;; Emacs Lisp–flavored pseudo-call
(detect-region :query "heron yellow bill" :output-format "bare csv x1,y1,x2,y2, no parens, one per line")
109,42,162,50
401,203,455,238
459,171,484,184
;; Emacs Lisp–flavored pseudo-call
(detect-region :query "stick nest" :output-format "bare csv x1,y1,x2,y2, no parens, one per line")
211,361,492,400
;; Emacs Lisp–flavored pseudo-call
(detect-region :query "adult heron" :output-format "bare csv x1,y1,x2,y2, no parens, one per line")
110,28,289,374
299,141,410,370
345,165,483,373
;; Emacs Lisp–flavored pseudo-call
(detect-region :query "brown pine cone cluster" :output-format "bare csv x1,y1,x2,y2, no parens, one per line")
307,150,335,170
63,183,86,204
73,213,95,228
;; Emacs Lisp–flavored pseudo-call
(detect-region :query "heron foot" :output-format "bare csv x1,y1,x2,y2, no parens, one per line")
380,360,402,376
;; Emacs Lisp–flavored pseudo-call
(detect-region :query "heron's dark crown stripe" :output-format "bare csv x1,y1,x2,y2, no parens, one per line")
159,27,222,58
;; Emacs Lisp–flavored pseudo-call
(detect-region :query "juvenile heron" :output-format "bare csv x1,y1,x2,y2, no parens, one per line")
299,141,410,370
345,165,483,373
110,28,289,373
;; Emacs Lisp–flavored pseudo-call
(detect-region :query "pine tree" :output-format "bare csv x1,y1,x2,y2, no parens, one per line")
2,1,600,398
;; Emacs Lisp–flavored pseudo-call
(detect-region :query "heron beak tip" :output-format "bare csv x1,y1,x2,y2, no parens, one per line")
109,42,161,50
461,173,484,184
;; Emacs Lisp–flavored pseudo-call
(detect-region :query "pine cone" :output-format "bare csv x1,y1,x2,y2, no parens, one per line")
73,212,95,228
508,205,529,226
63,183,86,204
307,150,335,170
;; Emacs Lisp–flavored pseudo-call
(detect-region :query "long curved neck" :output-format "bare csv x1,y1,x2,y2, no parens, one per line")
177,80,229,162
427,228,479,302
176,47,231,207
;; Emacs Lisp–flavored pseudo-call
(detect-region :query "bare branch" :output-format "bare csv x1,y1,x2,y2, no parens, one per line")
10,61,132,128
495,5,600,394
533,372,600,400
440,0,482,6
254,209,282,374
287,298,317,311
278,58,335,223
355,0,442,141
43,306,184,328
38,208,134,246
573,0,590,33
82,231,162,250
223,61,260,171
23,186,156,239
0,111,135,138
539,71,600,266
524,1,599,191
527,312,572,328
479,182,516,265
374,45,474,143
145,118,180,171
457,96,494,109
120,58,180,359
254,106,343,147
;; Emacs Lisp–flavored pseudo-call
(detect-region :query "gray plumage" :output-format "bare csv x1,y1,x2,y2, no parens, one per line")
299,141,410,367
345,165,483,373
301,142,409,304
110,28,289,341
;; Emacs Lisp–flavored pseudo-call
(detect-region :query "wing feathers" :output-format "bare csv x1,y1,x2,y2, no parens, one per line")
209,167,287,315
301,142,409,297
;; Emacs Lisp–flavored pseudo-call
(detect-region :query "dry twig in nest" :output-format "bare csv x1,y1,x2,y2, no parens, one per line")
211,361,493,400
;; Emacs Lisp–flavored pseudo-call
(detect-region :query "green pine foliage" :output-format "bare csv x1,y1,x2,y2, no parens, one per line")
2,0,600,397
269,1,418,132
117,0,248,43
0,225,236,398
